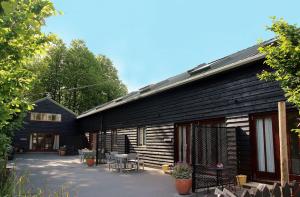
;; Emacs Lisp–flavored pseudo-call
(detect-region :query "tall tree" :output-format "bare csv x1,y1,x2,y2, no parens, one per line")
30,39,127,113
0,0,55,156
258,17,300,133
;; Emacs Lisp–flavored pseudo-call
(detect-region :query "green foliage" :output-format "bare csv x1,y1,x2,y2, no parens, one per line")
30,39,128,113
84,151,96,160
171,163,192,179
0,0,56,134
0,171,73,197
258,17,300,134
0,133,10,159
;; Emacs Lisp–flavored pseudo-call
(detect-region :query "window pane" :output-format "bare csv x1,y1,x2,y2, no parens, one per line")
264,118,275,173
256,119,265,172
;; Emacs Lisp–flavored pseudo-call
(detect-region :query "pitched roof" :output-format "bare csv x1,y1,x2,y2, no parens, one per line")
35,97,77,116
77,39,275,119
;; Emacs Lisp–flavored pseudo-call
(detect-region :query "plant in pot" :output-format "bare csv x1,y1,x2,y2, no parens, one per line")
84,152,95,167
59,145,67,156
172,163,193,195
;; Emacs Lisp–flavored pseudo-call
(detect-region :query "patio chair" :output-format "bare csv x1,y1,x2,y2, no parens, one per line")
127,153,144,171
127,153,138,169
105,153,116,171
78,149,84,163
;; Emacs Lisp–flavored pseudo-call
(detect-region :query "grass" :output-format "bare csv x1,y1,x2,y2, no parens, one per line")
0,168,75,197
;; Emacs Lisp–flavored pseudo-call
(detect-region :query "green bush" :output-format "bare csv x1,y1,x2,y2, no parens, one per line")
171,163,192,179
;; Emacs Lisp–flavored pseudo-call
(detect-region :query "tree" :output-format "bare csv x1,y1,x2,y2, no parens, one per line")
30,39,127,114
0,0,55,138
258,17,300,133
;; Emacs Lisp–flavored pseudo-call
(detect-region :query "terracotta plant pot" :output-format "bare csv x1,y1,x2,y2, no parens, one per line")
86,158,95,167
175,178,192,195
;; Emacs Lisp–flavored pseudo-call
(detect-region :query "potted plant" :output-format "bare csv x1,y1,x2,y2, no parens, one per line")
84,152,95,167
172,163,192,195
59,145,67,156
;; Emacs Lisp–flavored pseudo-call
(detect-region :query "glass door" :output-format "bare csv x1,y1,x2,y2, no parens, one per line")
252,114,279,179
30,133,54,151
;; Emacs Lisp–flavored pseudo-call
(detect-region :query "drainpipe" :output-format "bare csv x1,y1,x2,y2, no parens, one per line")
95,115,103,166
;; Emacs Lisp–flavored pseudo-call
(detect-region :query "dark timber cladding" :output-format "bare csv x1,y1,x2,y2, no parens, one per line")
101,61,285,128
14,98,87,153
89,61,286,169
77,40,291,171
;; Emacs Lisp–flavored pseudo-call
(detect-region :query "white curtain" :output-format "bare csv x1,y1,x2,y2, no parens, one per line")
264,118,275,172
53,135,60,150
29,134,33,150
182,126,186,162
256,119,265,171
178,126,182,162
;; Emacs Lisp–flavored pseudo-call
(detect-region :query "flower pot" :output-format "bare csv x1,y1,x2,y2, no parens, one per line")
175,178,192,195
236,175,247,186
86,158,95,167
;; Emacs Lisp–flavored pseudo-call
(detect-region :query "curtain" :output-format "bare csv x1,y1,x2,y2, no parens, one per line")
264,118,275,172
29,134,33,150
53,135,60,150
256,119,265,172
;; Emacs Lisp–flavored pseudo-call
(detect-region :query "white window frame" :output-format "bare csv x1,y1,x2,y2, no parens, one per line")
137,127,146,146
30,112,61,122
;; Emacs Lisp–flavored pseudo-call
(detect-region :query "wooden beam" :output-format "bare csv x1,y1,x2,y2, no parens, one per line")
278,101,289,184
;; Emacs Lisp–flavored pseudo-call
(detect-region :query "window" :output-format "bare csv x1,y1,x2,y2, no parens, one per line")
111,130,118,146
30,112,61,122
137,127,146,146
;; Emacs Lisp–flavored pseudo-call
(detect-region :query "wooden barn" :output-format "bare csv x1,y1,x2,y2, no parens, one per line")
77,40,300,184
13,97,87,154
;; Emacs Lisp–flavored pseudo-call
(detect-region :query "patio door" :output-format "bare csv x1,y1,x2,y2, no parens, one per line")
251,113,279,179
175,124,191,164
30,133,55,152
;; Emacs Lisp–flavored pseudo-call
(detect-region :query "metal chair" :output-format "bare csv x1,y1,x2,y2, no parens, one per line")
127,153,144,171
105,153,116,171
78,149,84,163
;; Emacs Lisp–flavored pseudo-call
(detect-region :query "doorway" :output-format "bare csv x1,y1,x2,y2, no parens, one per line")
175,124,191,164
251,113,280,180
30,133,55,151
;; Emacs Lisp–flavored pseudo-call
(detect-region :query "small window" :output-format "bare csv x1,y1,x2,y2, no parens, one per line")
137,127,146,146
30,112,61,122
111,130,118,146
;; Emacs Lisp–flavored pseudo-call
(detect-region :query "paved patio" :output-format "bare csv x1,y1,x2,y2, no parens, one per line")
12,153,177,197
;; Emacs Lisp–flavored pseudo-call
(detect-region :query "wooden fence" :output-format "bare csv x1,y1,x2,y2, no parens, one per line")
215,181,300,197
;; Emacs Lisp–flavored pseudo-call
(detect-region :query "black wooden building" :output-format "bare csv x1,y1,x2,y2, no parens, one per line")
13,97,87,154
78,40,300,183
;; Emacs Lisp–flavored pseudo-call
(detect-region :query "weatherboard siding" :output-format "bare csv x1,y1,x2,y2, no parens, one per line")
226,115,250,177
101,61,286,130
14,98,86,152
103,124,174,168
79,60,291,173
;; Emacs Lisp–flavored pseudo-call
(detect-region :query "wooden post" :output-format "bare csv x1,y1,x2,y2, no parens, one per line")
278,101,289,185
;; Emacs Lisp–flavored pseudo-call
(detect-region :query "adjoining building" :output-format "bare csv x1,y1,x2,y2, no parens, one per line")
13,97,88,154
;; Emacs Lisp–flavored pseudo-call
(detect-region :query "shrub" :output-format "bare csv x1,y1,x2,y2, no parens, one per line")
172,163,192,179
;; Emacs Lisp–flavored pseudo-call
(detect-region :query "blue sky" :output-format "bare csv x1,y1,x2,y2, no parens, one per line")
44,0,300,92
